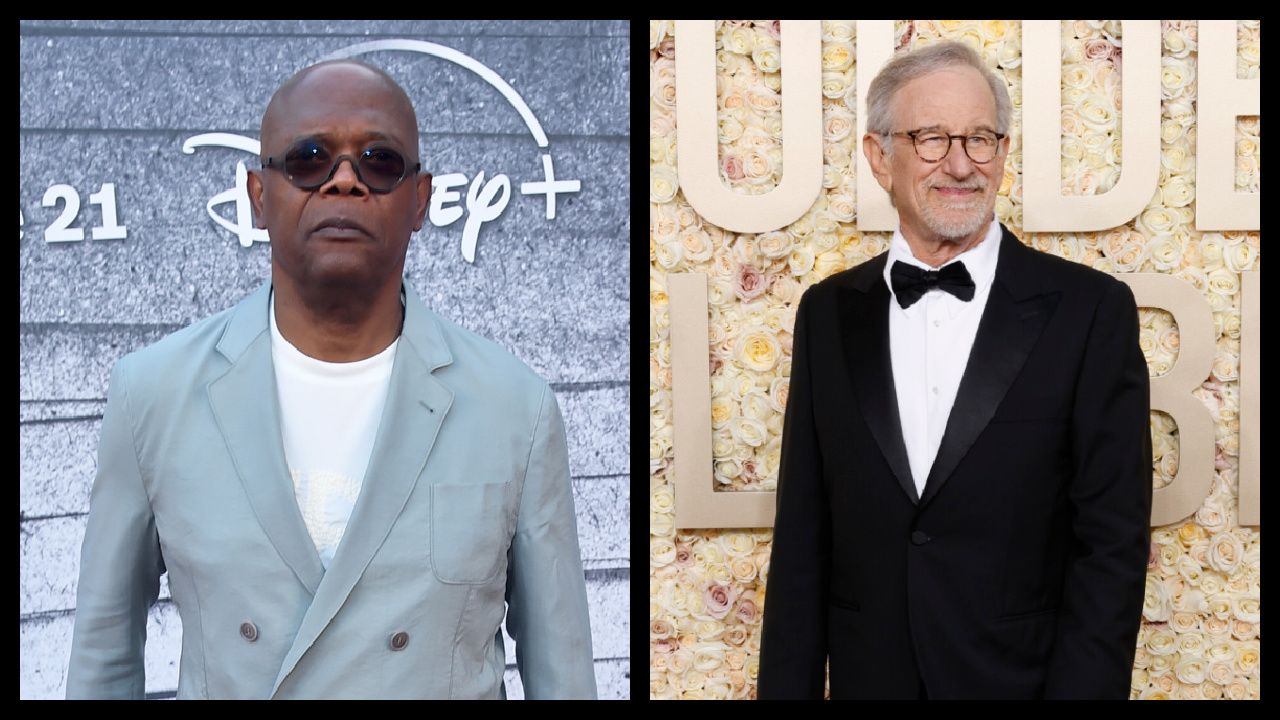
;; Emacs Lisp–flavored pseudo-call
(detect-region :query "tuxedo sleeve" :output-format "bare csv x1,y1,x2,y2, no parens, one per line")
1045,278,1152,699
757,287,831,699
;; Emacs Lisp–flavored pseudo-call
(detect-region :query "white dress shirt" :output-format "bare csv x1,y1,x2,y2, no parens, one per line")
883,219,1002,498
269,289,403,570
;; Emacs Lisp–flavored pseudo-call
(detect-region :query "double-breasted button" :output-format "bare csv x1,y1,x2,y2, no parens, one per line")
390,631,409,651
240,621,259,642
910,530,932,545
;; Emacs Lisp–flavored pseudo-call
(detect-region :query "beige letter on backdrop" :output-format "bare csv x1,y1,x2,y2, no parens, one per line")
854,20,898,232
1022,21,1162,231
675,20,824,234
1117,274,1216,526
668,272,776,529
1195,21,1260,230
1238,271,1258,525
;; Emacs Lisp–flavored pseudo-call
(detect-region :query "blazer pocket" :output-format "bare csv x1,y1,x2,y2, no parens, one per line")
987,415,1068,425
995,606,1060,623
430,482,512,585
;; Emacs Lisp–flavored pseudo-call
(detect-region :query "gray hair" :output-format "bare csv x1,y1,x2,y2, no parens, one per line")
865,41,1011,158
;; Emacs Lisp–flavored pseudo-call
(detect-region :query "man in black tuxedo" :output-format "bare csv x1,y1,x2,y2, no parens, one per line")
757,41,1151,700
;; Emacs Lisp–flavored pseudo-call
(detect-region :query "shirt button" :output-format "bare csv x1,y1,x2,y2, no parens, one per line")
240,622,258,642
933,320,940,327
932,387,939,394
390,631,410,651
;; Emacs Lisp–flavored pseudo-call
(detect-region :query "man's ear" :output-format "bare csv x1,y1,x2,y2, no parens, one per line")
247,169,267,229
413,172,432,232
862,133,894,196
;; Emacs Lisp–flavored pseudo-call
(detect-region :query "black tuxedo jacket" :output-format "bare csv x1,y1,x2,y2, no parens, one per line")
757,225,1152,699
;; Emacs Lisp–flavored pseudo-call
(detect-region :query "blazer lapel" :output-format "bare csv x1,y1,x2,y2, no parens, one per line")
839,255,919,505
271,280,455,697
208,281,326,597
918,228,1061,508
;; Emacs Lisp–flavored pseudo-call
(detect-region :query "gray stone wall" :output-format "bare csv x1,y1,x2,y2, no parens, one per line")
19,19,629,700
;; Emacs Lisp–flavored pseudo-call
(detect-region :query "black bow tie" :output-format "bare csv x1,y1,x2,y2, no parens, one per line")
890,260,976,309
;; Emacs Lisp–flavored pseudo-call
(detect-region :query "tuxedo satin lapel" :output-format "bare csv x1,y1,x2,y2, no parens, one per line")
840,263,918,505
919,238,1060,508
208,295,326,597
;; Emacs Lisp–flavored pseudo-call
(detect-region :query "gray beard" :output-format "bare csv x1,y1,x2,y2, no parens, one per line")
920,196,991,240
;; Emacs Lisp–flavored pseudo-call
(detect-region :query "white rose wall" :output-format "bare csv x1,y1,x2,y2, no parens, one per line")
649,21,1259,700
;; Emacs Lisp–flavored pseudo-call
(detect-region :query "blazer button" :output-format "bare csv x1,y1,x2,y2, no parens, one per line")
910,531,932,545
390,631,409,651
240,622,258,642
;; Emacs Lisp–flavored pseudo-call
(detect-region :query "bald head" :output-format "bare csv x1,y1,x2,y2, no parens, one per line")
261,59,421,164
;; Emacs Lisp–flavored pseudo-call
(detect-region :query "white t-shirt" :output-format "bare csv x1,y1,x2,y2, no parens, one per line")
882,219,1002,498
268,289,402,570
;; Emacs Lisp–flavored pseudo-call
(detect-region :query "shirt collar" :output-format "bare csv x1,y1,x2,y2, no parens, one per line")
883,218,1002,307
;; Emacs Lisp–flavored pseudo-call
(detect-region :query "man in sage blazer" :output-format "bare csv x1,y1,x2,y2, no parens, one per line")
65,59,596,699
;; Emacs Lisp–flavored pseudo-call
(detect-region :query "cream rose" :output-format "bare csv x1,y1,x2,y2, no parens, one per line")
1140,207,1175,235
723,25,754,55
719,531,756,558
1174,658,1206,685
649,20,672,50
1225,241,1258,273
822,70,850,99
746,86,781,114
1111,241,1148,273
1206,268,1240,298
998,39,1022,69
1161,141,1193,174
1160,175,1194,208
752,45,781,74
788,248,815,276
1231,594,1260,623
733,328,782,373
1236,643,1259,674
1142,575,1171,622
1160,56,1194,98
741,391,771,422
826,193,855,223
757,230,794,259
730,557,758,584
823,108,855,142
729,416,768,448
652,537,677,566
651,165,679,204
652,483,676,514
769,275,801,304
1206,531,1243,574
1062,62,1094,90
654,239,684,271
822,41,854,71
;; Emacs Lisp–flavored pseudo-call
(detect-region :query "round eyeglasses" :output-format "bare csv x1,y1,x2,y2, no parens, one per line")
263,139,420,193
890,130,1006,164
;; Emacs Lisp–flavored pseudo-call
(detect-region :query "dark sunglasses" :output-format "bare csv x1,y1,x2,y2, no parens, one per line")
263,139,420,193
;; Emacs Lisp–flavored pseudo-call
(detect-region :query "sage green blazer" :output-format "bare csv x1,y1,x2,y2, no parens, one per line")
65,279,596,699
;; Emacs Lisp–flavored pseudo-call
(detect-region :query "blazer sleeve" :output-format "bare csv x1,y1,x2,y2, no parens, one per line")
1045,278,1152,699
65,356,165,699
502,384,597,699
757,287,831,699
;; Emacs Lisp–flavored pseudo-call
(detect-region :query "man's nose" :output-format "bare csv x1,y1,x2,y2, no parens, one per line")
939,137,976,177
324,157,367,195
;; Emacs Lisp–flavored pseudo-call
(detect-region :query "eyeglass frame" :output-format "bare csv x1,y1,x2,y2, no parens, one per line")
261,145,422,194
887,129,1007,164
